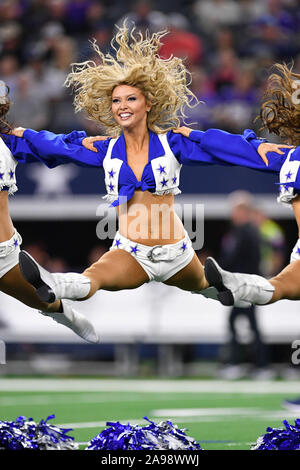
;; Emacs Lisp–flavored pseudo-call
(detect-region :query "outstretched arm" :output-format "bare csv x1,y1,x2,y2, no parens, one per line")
6,127,108,168
171,126,294,173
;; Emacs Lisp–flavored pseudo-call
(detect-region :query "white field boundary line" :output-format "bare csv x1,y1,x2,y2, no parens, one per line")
57,409,300,430
1,379,300,394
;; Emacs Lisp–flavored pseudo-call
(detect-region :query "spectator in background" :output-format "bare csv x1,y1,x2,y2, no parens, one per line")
212,62,259,133
0,55,19,96
85,1,110,32
218,191,273,380
159,13,202,68
43,35,82,132
210,48,239,95
116,0,167,34
63,0,92,36
7,72,49,130
239,0,266,24
184,66,217,130
46,0,67,25
192,0,241,36
253,207,286,278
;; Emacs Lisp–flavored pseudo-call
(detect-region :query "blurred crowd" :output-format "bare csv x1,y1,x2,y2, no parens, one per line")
1,0,300,135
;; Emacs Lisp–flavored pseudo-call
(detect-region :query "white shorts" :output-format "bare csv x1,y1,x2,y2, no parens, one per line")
110,231,194,282
0,230,22,279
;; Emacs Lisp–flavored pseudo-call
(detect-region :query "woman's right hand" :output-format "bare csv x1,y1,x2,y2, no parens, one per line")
11,127,26,137
82,135,109,152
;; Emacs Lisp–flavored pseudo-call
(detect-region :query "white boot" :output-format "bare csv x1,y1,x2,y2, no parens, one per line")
41,300,99,343
192,286,252,307
204,257,275,307
0,137,18,195
290,239,300,263
19,250,91,303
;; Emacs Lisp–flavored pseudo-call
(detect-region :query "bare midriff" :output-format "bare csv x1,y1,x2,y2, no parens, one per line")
117,189,185,246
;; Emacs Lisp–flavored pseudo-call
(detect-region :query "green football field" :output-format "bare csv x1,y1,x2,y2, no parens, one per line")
1,377,300,450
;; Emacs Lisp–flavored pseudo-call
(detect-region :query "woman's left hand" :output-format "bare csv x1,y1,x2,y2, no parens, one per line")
257,142,295,166
172,126,193,138
11,127,26,137
82,135,109,152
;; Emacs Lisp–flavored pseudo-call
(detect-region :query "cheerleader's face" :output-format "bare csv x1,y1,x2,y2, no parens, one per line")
111,84,151,130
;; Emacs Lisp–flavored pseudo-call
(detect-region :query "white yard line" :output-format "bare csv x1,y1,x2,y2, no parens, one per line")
1,378,300,394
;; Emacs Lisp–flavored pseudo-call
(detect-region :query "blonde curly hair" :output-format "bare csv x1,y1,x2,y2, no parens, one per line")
64,22,197,136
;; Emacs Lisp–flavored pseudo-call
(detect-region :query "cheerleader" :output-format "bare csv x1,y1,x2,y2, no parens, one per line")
4,24,291,319
0,85,98,343
205,64,300,308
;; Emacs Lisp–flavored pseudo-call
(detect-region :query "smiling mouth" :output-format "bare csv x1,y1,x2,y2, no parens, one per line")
119,113,133,120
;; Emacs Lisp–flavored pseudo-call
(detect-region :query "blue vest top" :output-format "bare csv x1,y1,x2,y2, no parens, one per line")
102,132,182,207
1,127,295,205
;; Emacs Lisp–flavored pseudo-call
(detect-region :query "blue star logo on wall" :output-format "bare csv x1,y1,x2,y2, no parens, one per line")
160,178,168,187
130,245,139,255
115,238,122,248
157,165,166,174
109,169,115,178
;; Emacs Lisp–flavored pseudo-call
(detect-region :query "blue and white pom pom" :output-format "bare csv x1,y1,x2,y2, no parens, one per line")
86,417,202,450
0,414,77,450
252,419,300,450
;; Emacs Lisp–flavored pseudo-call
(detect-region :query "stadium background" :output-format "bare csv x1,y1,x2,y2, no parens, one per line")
1,0,300,451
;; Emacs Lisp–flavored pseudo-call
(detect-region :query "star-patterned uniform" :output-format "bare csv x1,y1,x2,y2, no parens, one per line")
2,126,300,277
1,127,294,210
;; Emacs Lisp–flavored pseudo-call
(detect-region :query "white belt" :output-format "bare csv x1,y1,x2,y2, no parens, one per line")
112,231,191,263
0,231,22,258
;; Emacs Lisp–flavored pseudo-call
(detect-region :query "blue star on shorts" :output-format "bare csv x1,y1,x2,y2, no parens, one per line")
130,245,139,255
181,242,187,252
115,238,122,248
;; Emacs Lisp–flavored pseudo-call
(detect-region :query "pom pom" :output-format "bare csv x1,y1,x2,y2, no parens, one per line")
86,417,202,450
252,419,300,450
0,414,78,450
